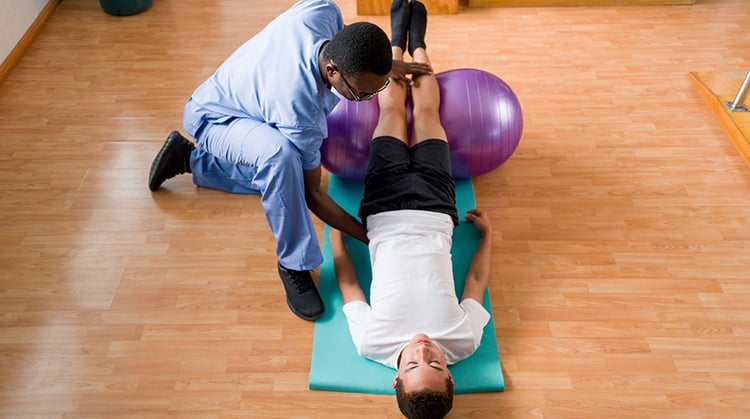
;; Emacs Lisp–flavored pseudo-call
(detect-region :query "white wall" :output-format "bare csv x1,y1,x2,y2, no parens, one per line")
0,0,50,63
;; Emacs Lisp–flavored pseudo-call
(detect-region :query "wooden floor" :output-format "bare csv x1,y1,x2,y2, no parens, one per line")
1,0,750,417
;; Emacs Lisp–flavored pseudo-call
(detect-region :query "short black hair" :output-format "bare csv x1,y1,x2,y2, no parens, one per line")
394,377,454,419
323,22,392,76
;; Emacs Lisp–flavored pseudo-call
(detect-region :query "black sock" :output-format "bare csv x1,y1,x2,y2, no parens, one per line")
390,0,410,50
408,0,427,55
182,138,194,173
184,151,192,174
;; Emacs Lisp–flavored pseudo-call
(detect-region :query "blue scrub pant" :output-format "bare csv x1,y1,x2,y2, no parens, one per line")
188,117,323,271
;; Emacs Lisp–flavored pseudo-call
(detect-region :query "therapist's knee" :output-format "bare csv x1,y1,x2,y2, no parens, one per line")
261,139,303,177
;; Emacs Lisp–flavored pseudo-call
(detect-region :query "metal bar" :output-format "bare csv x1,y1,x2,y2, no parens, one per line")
726,71,750,112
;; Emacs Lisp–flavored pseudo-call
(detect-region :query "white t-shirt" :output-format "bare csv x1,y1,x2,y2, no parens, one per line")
342,210,491,370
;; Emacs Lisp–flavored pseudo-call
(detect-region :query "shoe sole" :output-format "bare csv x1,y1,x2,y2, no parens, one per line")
148,131,183,191
278,263,324,321
286,297,323,321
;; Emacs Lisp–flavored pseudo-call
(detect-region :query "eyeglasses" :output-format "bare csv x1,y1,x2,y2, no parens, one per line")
330,62,390,101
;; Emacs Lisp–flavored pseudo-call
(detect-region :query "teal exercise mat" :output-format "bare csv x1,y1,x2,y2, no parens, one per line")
309,174,504,394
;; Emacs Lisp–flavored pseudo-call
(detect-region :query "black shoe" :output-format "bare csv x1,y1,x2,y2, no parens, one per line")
278,263,324,321
148,131,195,191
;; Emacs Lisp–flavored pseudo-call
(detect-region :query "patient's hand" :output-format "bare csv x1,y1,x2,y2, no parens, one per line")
465,209,492,237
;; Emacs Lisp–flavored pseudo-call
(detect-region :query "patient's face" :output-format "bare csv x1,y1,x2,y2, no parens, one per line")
395,334,453,392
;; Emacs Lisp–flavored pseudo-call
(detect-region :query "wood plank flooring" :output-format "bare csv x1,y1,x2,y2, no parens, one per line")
1,0,749,417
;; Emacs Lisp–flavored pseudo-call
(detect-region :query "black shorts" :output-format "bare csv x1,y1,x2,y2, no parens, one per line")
358,136,459,226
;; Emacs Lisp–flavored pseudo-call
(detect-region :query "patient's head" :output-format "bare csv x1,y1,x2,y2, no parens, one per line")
392,334,454,418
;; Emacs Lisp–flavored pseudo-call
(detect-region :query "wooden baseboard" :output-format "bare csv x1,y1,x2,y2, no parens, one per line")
358,0,459,15
690,71,750,169
358,0,694,14
0,0,62,86
470,0,693,6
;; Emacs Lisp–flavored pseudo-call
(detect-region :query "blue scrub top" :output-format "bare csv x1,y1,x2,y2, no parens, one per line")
184,0,344,170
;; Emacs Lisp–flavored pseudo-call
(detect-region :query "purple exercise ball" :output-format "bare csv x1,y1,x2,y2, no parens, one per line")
321,68,523,180
319,93,379,180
